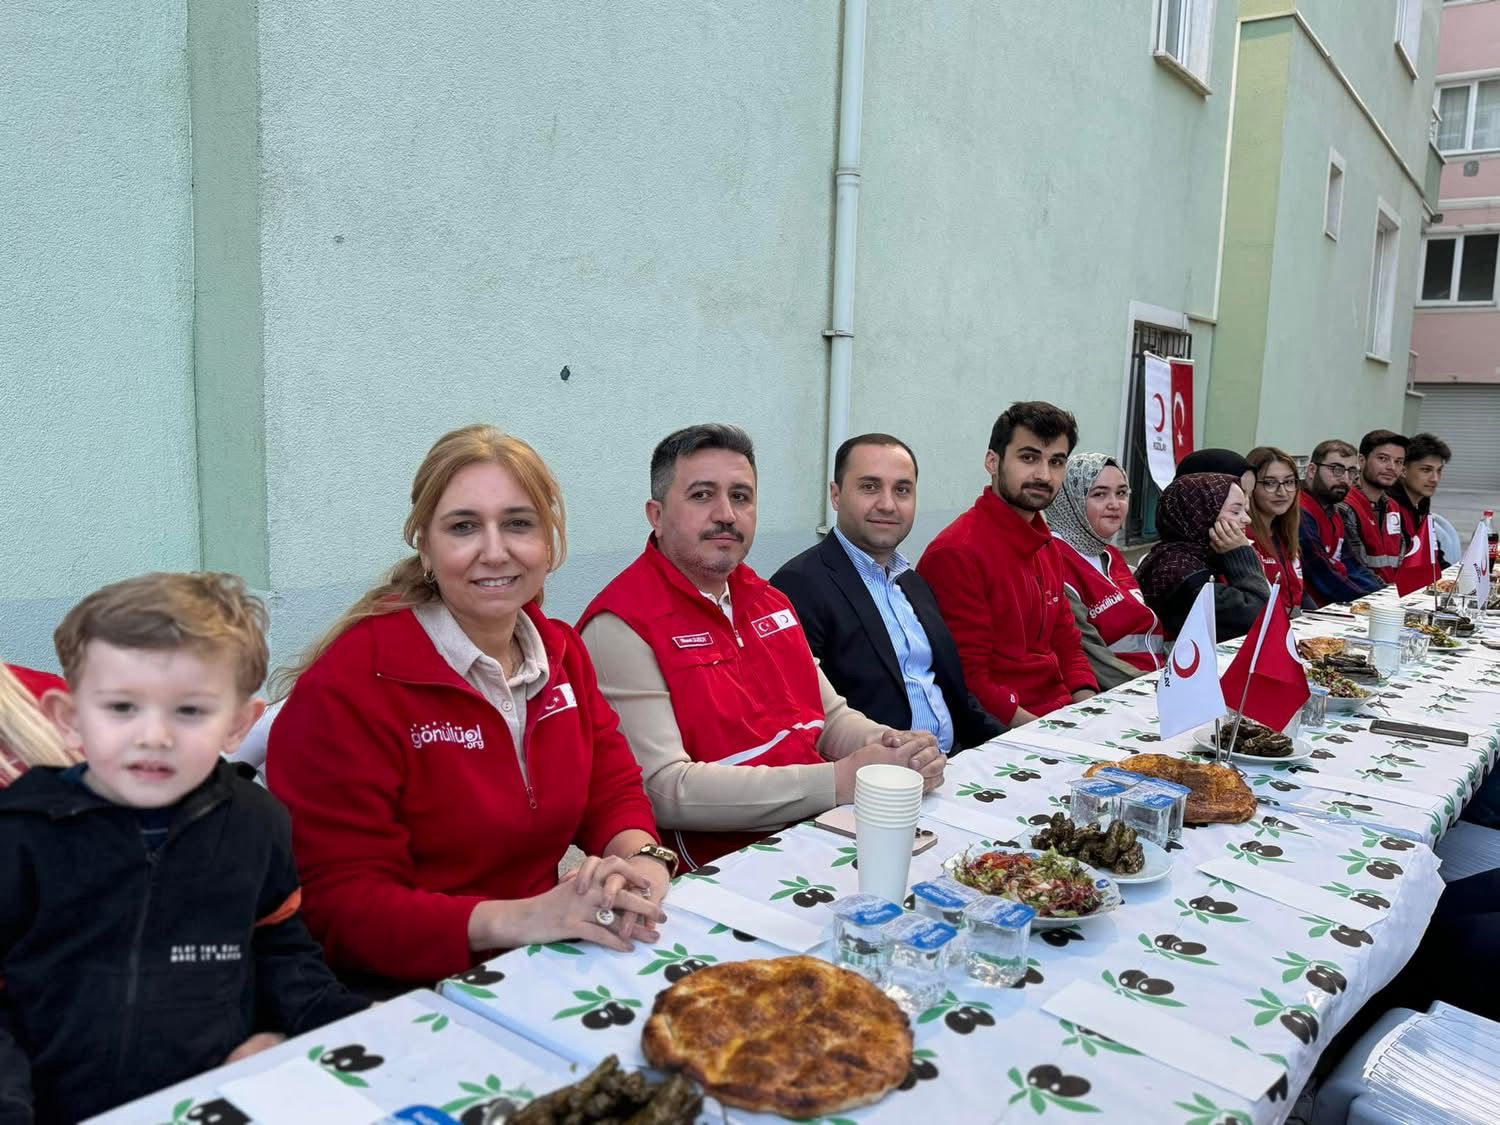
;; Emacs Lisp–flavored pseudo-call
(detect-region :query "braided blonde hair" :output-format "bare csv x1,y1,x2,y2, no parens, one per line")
0,665,76,785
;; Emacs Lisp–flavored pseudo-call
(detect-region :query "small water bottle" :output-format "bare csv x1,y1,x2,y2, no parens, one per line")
827,894,903,984
882,914,958,1017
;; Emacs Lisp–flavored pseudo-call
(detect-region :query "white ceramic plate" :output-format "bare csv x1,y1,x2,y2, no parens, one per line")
941,849,1123,930
1021,833,1174,886
1191,724,1314,767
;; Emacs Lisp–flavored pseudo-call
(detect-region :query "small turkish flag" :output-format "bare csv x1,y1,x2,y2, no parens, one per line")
1157,583,1226,739
1170,359,1195,464
1395,516,1440,597
1219,583,1310,732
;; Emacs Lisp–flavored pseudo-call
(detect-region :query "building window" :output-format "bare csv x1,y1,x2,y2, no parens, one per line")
1324,151,1345,241
1122,322,1192,546
1395,0,1422,74
1154,0,1216,88
1367,204,1401,361
1435,78,1500,153
1419,233,1500,304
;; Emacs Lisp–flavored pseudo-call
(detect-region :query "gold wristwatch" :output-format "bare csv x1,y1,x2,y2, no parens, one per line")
633,843,680,878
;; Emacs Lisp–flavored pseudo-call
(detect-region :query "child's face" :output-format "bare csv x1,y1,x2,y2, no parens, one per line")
45,641,265,808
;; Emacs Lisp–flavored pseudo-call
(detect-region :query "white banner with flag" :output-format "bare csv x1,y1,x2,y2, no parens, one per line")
1156,583,1224,739
1143,352,1176,491
1459,519,1492,606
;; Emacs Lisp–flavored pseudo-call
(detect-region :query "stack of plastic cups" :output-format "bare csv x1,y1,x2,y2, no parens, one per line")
1368,604,1406,646
853,764,924,903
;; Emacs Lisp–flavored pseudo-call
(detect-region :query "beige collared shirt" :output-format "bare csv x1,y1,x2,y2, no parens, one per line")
413,601,549,759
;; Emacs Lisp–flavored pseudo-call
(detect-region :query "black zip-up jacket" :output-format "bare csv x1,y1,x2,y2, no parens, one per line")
0,760,368,1124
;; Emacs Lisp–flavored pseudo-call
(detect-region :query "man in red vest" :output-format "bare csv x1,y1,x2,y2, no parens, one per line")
1298,439,1384,607
1344,429,1409,582
916,402,1098,725
579,424,942,870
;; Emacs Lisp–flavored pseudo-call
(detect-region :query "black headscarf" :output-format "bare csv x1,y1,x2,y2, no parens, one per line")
1175,448,1252,482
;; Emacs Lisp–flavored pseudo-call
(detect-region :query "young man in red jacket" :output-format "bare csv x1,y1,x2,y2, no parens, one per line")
579,424,942,870
918,401,1098,726
1345,429,1409,582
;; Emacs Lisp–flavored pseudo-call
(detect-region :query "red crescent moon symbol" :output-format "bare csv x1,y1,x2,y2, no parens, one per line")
1173,393,1186,433
1170,640,1200,678
1403,534,1423,559
1152,393,1166,433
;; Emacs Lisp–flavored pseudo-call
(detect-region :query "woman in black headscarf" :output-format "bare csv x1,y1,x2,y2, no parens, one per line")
1175,448,1256,501
1134,472,1271,642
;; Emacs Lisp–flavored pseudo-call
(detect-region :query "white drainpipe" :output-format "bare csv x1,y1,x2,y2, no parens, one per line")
821,0,869,532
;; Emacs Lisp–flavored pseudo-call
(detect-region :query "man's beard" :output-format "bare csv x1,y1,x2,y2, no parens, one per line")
999,478,1054,513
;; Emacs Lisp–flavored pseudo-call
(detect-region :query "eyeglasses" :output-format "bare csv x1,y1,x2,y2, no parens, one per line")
1312,462,1356,479
1257,479,1298,494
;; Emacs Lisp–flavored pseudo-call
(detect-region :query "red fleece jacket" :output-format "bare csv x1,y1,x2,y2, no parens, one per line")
267,605,657,982
918,489,1097,721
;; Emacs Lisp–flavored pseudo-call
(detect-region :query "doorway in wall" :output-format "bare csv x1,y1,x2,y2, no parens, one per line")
1123,322,1193,545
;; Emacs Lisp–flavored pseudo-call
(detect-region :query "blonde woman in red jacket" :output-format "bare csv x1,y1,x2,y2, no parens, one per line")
268,426,669,986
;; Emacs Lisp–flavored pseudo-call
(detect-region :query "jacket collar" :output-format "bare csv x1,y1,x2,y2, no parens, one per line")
975,487,1053,557
817,533,903,687
0,757,249,820
372,602,568,695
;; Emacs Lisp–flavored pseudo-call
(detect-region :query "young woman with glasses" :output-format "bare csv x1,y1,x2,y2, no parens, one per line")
1245,446,1304,615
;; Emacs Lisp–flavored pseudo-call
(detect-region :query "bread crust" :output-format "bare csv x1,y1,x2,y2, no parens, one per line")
1086,754,1256,823
641,956,913,1116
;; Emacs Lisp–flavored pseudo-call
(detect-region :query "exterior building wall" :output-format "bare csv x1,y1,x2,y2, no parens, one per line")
1,0,1446,673
1412,0,1500,387
1210,0,1442,455
0,1,199,670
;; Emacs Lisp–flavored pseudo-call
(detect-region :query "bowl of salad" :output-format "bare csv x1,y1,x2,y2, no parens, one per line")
943,847,1123,930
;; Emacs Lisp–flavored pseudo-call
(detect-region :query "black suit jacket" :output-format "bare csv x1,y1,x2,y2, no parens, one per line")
770,533,1005,752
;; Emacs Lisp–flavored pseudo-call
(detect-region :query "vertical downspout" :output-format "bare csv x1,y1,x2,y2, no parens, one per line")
821,0,869,531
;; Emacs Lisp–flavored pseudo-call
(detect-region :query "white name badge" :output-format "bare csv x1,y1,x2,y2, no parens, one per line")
1386,511,1402,535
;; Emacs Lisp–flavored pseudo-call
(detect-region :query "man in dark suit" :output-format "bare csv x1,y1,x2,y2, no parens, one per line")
771,434,1005,754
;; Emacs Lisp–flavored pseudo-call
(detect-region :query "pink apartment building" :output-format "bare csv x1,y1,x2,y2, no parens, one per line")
1412,0,1500,496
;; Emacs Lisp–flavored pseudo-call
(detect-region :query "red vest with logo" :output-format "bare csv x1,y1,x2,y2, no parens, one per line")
1249,527,1305,615
1053,541,1164,673
1299,494,1349,578
579,540,827,869
1343,487,1404,581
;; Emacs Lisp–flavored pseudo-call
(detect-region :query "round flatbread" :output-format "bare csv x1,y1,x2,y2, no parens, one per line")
641,955,912,1117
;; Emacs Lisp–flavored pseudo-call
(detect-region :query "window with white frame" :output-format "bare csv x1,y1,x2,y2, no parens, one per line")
1420,233,1500,304
1435,78,1500,153
1367,204,1401,360
1324,151,1345,240
1396,0,1422,73
1155,0,1216,87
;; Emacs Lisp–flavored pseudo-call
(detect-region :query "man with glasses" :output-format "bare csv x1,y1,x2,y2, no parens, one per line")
1345,430,1410,582
1299,439,1385,607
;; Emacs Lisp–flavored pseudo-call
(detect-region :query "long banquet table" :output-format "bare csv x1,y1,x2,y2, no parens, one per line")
97,580,1500,1125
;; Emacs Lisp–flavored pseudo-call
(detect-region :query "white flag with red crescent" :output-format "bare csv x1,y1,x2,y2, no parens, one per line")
1157,583,1225,739
1143,352,1175,491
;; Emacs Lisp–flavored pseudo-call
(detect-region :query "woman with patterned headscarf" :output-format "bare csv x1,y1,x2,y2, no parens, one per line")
1134,473,1271,642
1046,454,1165,690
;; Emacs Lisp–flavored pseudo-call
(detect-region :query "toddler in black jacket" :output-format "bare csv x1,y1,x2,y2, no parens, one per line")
0,573,367,1124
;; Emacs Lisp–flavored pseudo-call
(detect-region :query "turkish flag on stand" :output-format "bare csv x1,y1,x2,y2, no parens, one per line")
1218,583,1310,732
1169,359,1195,464
1157,584,1225,739
1395,516,1441,597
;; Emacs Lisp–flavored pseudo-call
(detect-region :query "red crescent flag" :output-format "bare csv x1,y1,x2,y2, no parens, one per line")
1218,587,1310,732
1157,583,1225,739
1395,516,1440,596
1169,359,1194,464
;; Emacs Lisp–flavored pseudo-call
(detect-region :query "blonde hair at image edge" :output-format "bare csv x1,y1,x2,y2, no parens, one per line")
0,665,76,784
271,424,568,698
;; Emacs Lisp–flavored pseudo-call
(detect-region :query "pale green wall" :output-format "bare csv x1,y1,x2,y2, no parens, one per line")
1210,0,1440,456
854,0,1234,509
0,1,198,670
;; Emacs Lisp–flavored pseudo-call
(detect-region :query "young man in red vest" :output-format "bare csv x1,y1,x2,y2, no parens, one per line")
1298,439,1385,607
1388,432,1453,567
1344,429,1409,582
916,401,1098,726
579,424,942,870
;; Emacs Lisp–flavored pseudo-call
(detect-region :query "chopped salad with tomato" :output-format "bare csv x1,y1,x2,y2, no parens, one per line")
950,848,1105,918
